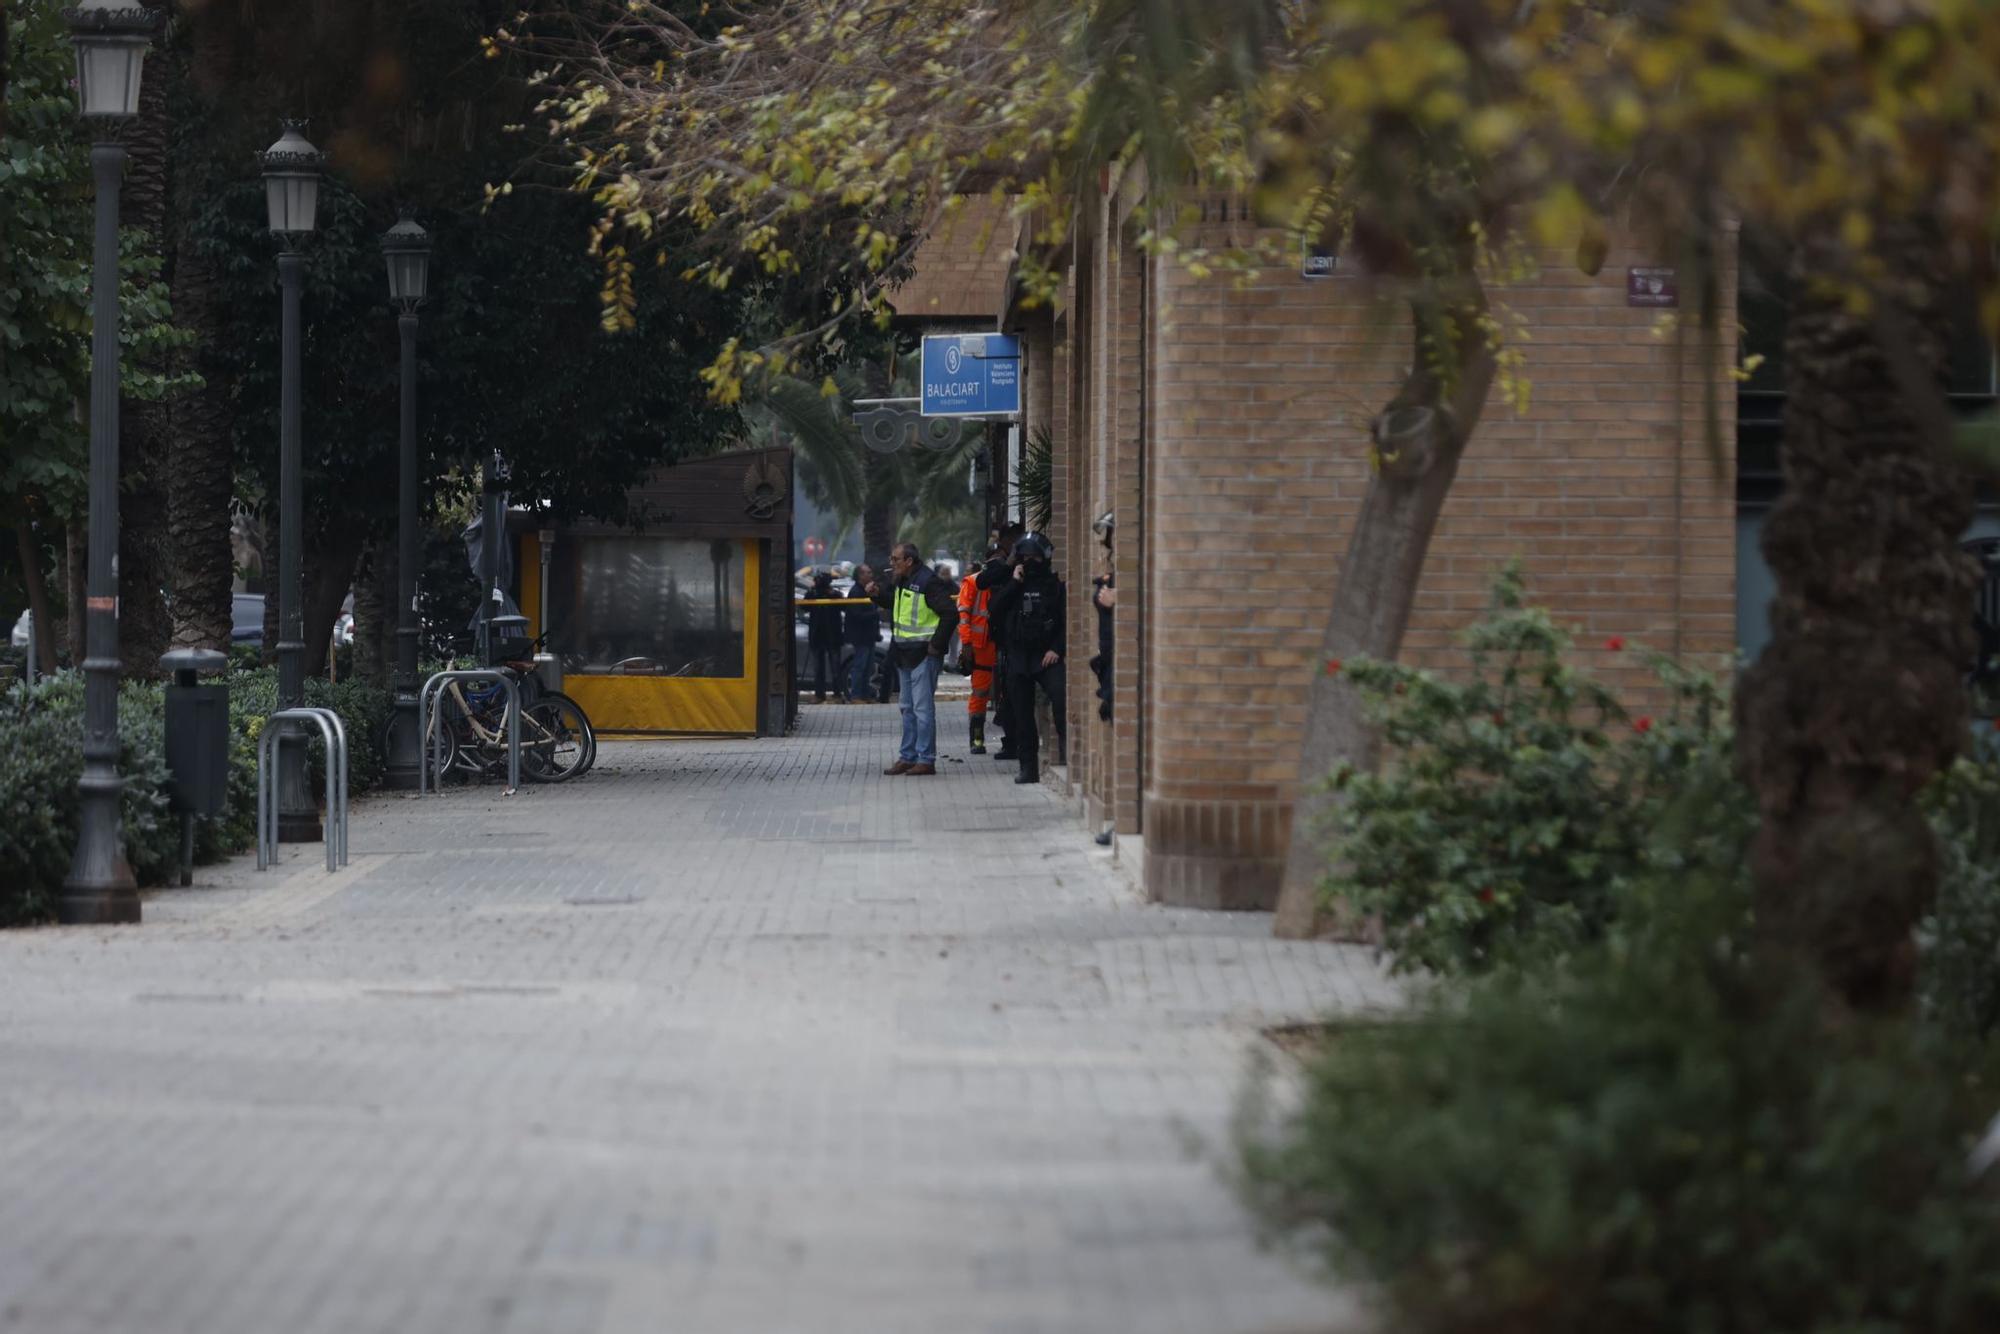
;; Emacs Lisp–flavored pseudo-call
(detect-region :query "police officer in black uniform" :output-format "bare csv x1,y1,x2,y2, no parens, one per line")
986,532,1067,785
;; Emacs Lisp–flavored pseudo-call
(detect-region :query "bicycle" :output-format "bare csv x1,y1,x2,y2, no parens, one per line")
420,666,597,785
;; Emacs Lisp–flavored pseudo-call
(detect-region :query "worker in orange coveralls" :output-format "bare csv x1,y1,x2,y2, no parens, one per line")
956,543,1005,755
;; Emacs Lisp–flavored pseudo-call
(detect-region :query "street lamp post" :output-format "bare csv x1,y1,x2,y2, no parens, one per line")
258,121,326,841
60,0,163,926
380,213,431,790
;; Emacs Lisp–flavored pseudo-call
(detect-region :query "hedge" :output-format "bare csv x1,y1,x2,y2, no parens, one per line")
0,669,392,925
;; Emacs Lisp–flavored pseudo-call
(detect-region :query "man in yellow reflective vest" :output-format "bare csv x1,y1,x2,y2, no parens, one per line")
956,544,1004,755
865,542,960,776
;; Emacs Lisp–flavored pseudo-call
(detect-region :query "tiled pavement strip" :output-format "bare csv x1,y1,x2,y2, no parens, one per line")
0,704,1397,1334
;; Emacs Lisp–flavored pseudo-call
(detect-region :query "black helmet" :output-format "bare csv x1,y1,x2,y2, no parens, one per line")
1014,532,1053,563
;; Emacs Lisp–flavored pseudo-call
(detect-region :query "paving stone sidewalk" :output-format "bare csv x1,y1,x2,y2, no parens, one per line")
0,704,1396,1334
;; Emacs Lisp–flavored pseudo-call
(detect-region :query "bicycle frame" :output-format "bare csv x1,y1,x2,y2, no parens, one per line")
419,669,519,794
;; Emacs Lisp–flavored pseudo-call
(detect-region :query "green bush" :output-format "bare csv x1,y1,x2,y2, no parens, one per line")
0,667,392,924
1238,874,2000,1334
1321,566,1742,975
1923,758,2000,1042
0,674,178,922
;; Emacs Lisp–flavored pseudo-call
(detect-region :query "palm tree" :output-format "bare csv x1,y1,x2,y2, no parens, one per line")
754,368,987,569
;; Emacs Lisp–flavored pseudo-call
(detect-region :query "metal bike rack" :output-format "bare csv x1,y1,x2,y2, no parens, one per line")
257,706,349,874
418,669,520,795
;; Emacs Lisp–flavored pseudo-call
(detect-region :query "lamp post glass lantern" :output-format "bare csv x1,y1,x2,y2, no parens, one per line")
382,213,431,308
59,1,163,925
259,121,326,840
66,2,154,119
381,212,431,789
261,121,324,236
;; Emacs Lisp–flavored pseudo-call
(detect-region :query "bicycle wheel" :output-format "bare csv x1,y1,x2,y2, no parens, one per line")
520,693,594,782
418,706,466,786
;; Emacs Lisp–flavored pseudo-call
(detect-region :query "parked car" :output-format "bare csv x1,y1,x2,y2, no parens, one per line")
11,595,265,654
232,593,265,643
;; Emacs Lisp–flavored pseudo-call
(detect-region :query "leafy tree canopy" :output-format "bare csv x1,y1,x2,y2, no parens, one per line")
0,1,193,527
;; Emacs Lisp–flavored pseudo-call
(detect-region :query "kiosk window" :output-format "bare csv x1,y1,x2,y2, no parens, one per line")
550,537,746,678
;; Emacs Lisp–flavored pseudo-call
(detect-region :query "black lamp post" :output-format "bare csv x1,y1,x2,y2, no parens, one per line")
258,121,326,841
60,0,163,926
380,212,431,789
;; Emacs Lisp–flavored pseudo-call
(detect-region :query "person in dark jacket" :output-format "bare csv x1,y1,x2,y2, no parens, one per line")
987,532,1067,785
806,570,845,702
866,543,959,775
843,564,883,703
1089,511,1115,724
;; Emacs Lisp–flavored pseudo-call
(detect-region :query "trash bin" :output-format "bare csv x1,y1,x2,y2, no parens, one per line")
160,648,229,887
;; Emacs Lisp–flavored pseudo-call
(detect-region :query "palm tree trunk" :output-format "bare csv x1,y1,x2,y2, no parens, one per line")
1734,223,1975,1013
1274,274,1498,937
113,0,177,678
351,537,394,683
165,194,237,650
862,448,898,567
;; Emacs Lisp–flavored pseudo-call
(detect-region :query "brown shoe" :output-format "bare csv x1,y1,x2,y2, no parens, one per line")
905,763,937,776
883,760,914,775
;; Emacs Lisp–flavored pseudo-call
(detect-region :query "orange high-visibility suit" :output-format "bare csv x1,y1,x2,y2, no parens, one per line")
957,575,1000,753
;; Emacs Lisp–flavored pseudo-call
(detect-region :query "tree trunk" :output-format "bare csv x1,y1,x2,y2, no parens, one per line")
15,523,57,676
113,0,177,679
1734,225,1974,1013
351,537,394,684
302,528,363,678
0,0,12,141
162,194,236,650
1273,277,1499,938
861,442,899,568
65,521,85,667
166,0,237,651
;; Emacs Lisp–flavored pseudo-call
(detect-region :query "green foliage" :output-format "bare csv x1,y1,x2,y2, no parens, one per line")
1322,567,1741,975
0,4,196,526
0,675,173,921
0,668,393,925
1238,873,2000,1334
1922,758,2000,1043
1014,425,1054,533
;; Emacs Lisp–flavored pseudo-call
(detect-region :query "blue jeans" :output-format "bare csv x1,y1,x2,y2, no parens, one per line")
846,645,877,701
897,653,942,764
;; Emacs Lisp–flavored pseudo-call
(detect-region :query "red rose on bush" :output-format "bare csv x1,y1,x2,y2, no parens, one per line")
1606,636,1625,651
1477,887,1495,903
1633,716,1653,734
1325,657,1343,676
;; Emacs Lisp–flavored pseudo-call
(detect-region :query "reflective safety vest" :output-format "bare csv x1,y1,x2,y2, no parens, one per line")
956,577,992,651
893,583,941,644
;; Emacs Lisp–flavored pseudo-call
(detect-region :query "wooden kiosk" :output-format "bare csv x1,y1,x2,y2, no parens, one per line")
513,446,795,737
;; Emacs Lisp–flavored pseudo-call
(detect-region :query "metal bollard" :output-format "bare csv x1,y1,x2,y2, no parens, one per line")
418,669,520,795
256,707,348,873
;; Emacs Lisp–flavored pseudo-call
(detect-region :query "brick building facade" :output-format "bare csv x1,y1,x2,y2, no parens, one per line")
894,180,1738,910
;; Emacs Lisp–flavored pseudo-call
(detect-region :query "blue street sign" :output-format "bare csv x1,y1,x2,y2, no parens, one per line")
919,333,1022,418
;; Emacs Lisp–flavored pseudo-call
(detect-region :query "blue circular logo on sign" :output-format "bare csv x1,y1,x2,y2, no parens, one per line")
944,345,962,376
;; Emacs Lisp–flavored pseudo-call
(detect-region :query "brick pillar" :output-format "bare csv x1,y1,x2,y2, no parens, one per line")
1109,222,1145,837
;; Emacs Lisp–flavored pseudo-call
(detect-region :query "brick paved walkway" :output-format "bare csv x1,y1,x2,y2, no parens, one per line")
0,705,1394,1334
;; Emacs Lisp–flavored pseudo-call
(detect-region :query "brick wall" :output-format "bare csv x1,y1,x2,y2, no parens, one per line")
1134,205,1736,908
913,189,1736,910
